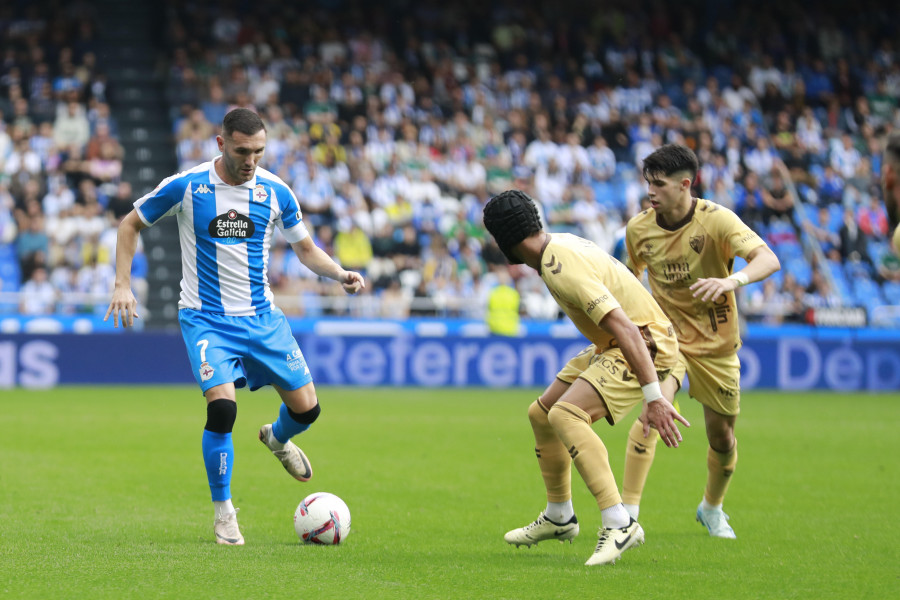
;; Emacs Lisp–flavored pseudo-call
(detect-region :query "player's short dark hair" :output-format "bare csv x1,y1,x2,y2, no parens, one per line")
642,143,699,183
222,108,266,138
482,190,543,264
885,131,900,165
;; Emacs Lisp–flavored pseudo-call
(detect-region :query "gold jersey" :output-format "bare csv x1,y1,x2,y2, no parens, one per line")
626,199,766,357
539,233,678,366
893,224,900,256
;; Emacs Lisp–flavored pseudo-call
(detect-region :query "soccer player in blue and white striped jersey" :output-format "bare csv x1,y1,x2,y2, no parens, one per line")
106,108,364,545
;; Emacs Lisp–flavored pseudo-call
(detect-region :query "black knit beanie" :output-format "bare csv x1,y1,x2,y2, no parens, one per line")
482,190,543,264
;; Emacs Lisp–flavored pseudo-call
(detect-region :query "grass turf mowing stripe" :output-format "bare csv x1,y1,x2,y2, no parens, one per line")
0,387,897,599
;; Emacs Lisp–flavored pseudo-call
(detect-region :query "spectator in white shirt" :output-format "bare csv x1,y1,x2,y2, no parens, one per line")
556,132,590,180
19,266,57,315
523,127,557,172
830,133,862,180
587,135,617,183
744,136,777,175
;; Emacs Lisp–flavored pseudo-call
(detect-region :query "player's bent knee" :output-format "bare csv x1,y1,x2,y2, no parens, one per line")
528,398,551,426
206,398,237,433
288,402,320,425
546,402,590,432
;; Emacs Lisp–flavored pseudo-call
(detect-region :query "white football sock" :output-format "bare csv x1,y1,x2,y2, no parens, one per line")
701,498,723,512
544,500,574,523
214,499,235,519
267,427,286,450
600,503,631,529
623,503,640,520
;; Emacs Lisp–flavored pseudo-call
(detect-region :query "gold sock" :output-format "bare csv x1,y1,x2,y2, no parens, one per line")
622,419,659,505
528,399,571,503
705,439,738,506
547,402,621,510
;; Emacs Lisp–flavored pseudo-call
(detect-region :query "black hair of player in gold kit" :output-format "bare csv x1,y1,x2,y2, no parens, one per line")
483,190,543,264
641,143,699,181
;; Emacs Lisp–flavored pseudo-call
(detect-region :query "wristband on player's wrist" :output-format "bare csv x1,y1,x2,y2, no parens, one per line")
727,272,749,286
642,381,663,403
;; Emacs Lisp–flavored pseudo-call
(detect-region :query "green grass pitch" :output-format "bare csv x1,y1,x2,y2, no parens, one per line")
1,386,897,599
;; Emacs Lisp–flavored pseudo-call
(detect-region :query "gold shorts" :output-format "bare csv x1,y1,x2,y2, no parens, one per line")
674,351,741,416
556,344,676,425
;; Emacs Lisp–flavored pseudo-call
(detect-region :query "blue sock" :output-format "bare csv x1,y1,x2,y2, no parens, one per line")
271,403,312,444
202,430,233,502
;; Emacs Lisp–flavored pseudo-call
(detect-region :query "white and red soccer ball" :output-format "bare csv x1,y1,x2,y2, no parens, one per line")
294,492,351,545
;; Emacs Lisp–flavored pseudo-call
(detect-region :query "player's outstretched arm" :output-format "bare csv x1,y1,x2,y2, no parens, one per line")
290,236,365,295
690,245,781,303
104,210,147,328
599,308,689,447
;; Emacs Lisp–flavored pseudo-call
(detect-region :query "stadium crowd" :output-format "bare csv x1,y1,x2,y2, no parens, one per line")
2,0,900,326
0,2,148,318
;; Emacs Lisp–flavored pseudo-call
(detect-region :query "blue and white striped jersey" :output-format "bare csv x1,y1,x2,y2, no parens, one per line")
134,158,309,316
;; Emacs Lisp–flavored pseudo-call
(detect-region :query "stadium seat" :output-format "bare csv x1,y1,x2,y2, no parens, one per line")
853,277,885,307
0,253,20,292
786,257,812,287
882,281,900,305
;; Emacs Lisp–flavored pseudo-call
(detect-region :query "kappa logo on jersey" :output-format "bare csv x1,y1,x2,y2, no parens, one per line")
253,184,268,202
195,183,212,194
208,210,256,244
199,362,215,381
689,235,706,254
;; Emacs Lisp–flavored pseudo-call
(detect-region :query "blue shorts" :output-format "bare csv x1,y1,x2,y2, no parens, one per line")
178,307,313,393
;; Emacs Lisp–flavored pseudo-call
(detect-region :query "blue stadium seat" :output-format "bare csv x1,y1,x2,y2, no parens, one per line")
845,259,874,279
852,277,884,307
827,203,843,225
592,181,613,207
0,252,20,292
0,251,19,312
786,257,812,287
867,240,887,264
882,281,900,304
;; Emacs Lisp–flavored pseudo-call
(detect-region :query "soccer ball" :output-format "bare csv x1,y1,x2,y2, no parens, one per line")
294,492,351,545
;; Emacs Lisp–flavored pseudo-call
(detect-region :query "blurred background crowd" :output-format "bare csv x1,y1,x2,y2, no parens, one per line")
2,0,899,328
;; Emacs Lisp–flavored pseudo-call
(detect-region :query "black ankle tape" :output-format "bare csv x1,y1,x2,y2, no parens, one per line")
287,403,320,424
205,398,237,433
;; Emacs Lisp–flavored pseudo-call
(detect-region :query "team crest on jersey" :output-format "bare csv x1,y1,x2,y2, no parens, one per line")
689,235,706,254
199,362,215,382
209,210,255,244
253,184,268,202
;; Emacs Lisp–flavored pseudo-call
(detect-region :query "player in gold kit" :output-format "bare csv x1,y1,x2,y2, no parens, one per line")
483,190,689,566
881,131,900,255
621,144,780,538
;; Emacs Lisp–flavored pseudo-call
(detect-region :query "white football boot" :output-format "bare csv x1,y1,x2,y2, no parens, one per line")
584,518,644,566
696,504,737,538
258,424,313,482
214,509,245,545
504,512,579,547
